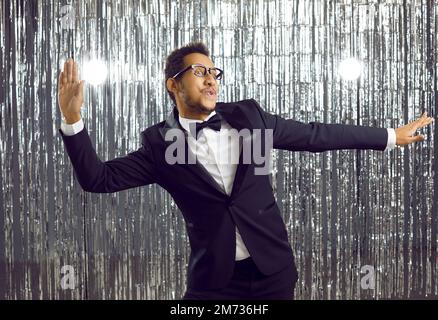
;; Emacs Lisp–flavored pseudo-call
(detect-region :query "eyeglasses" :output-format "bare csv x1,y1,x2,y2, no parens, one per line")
172,64,224,81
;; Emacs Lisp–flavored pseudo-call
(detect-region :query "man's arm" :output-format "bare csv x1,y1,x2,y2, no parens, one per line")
58,58,157,193
252,99,433,152
58,123,157,193
252,99,388,152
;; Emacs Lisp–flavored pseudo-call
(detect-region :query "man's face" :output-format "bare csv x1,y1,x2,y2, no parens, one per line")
167,53,220,118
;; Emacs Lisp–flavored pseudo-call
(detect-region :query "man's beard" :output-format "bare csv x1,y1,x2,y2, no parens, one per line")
183,94,215,115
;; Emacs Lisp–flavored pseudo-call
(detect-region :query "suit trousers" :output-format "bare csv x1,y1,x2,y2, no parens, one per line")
182,257,297,300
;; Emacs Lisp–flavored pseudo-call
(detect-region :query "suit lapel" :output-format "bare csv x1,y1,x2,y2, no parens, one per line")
158,103,252,197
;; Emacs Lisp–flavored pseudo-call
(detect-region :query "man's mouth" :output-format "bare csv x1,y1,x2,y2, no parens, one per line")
202,88,216,97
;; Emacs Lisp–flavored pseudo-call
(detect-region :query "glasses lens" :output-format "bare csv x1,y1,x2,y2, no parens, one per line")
208,68,219,80
192,65,206,77
191,65,223,80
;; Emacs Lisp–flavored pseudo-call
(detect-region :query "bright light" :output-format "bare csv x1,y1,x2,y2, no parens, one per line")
82,59,108,85
338,58,363,81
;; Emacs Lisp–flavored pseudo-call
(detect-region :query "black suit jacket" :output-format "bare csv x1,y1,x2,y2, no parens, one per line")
58,98,388,290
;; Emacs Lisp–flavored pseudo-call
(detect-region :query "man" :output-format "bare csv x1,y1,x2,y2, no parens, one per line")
58,42,433,300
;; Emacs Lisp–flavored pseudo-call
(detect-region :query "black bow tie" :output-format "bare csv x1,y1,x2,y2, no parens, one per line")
193,113,222,137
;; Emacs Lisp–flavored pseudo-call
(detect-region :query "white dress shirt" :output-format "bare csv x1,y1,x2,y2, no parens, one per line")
178,111,251,260
60,112,396,261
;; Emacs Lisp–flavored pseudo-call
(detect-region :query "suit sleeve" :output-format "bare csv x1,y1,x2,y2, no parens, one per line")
251,99,388,152
58,126,157,193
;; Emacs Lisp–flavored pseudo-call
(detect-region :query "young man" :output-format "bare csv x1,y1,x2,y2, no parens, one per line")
58,42,433,299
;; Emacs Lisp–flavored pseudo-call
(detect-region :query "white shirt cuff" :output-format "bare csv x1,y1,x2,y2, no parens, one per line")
60,118,84,136
385,128,396,151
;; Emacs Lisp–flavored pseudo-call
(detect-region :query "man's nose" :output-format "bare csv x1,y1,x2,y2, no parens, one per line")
204,72,216,84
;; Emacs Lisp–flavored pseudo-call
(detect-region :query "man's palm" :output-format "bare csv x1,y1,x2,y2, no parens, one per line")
58,59,84,122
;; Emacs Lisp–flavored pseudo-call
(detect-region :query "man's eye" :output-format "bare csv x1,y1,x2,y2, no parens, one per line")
193,68,204,76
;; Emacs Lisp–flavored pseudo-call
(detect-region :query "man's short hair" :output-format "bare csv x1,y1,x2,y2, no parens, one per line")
164,42,210,105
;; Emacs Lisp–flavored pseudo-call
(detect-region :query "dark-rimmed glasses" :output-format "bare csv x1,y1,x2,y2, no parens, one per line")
172,64,223,81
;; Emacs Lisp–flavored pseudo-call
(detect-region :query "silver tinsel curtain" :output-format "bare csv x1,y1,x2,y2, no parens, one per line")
0,0,436,300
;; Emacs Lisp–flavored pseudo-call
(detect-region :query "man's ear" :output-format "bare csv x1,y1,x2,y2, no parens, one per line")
166,78,177,95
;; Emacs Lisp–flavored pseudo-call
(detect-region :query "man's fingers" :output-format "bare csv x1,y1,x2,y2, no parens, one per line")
419,115,434,128
420,117,433,127
73,61,78,83
415,112,426,125
414,111,426,124
76,80,85,98
67,59,73,83
406,134,425,144
397,112,433,145
407,120,420,133
61,58,83,84
58,71,64,87
409,112,433,130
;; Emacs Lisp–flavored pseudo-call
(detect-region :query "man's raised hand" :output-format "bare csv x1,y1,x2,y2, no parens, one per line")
58,58,85,124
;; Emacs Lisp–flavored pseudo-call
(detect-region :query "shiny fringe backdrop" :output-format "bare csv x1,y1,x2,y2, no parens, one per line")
0,0,437,300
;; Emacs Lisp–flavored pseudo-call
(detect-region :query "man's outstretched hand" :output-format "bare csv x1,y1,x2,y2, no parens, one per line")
58,58,85,124
395,112,434,146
